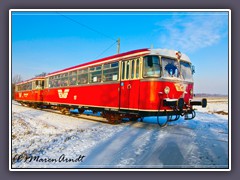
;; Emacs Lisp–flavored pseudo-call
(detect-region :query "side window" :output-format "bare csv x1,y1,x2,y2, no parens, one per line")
131,60,135,79
130,59,140,79
136,59,140,78
45,78,49,88
60,73,69,87
103,62,119,82
53,75,61,87
41,80,44,89
49,76,54,88
121,61,130,80
35,80,42,89
78,68,88,84
126,61,129,79
143,56,160,77
69,70,77,86
30,82,33,90
26,82,32,90
89,65,102,83
121,61,125,80
54,75,61,87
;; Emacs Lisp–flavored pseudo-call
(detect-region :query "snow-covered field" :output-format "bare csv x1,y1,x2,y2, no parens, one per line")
11,98,229,169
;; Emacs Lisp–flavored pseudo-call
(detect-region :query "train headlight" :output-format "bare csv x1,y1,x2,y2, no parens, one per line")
164,86,170,94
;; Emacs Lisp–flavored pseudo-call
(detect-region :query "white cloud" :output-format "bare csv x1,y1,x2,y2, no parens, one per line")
155,14,228,53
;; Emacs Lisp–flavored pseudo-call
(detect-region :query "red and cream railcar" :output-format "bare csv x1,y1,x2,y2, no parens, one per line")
14,77,45,107
14,48,207,124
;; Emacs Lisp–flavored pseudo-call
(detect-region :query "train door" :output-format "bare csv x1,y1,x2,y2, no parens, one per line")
34,80,39,101
40,80,44,101
119,59,140,110
33,80,44,101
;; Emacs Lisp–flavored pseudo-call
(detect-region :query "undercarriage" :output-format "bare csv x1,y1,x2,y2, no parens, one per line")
16,97,207,127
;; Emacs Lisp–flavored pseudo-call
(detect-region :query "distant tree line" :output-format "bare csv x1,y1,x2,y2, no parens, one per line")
35,72,47,77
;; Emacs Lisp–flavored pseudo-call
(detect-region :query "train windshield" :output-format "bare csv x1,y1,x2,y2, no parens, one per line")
180,61,193,81
162,57,180,78
143,56,161,77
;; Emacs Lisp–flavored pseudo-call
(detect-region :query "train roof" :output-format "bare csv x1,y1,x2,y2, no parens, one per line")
15,76,45,85
15,48,191,84
46,48,150,77
46,48,191,77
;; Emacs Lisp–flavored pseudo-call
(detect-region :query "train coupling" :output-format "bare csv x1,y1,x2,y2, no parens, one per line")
163,98,206,121
190,98,207,108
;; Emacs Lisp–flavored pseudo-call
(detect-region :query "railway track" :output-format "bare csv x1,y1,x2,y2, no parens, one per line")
12,102,112,124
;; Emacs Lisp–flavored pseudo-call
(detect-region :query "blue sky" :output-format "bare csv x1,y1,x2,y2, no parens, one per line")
12,11,229,94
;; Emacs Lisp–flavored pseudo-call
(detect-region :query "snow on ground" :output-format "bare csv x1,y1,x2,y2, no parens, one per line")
11,98,229,169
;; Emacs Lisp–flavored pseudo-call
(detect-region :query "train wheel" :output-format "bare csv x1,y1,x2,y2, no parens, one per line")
105,112,122,124
102,111,107,118
32,104,38,109
60,107,69,114
78,108,84,114
129,117,139,121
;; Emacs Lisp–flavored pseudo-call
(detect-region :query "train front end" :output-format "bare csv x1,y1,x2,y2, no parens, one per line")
139,49,207,120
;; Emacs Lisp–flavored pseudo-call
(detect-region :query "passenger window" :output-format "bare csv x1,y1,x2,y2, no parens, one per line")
104,64,110,69
121,62,125,80
33,80,44,89
89,66,102,83
78,68,89,84
41,80,44,89
49,76,53,88
34,81,37,89
126,62,129,79
60,73,69,87
136,59,139,78
121,61,131,80
25,82,32,90
103,62,119,82
52,75,61,87
131,60,135,79
69,70,77,86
